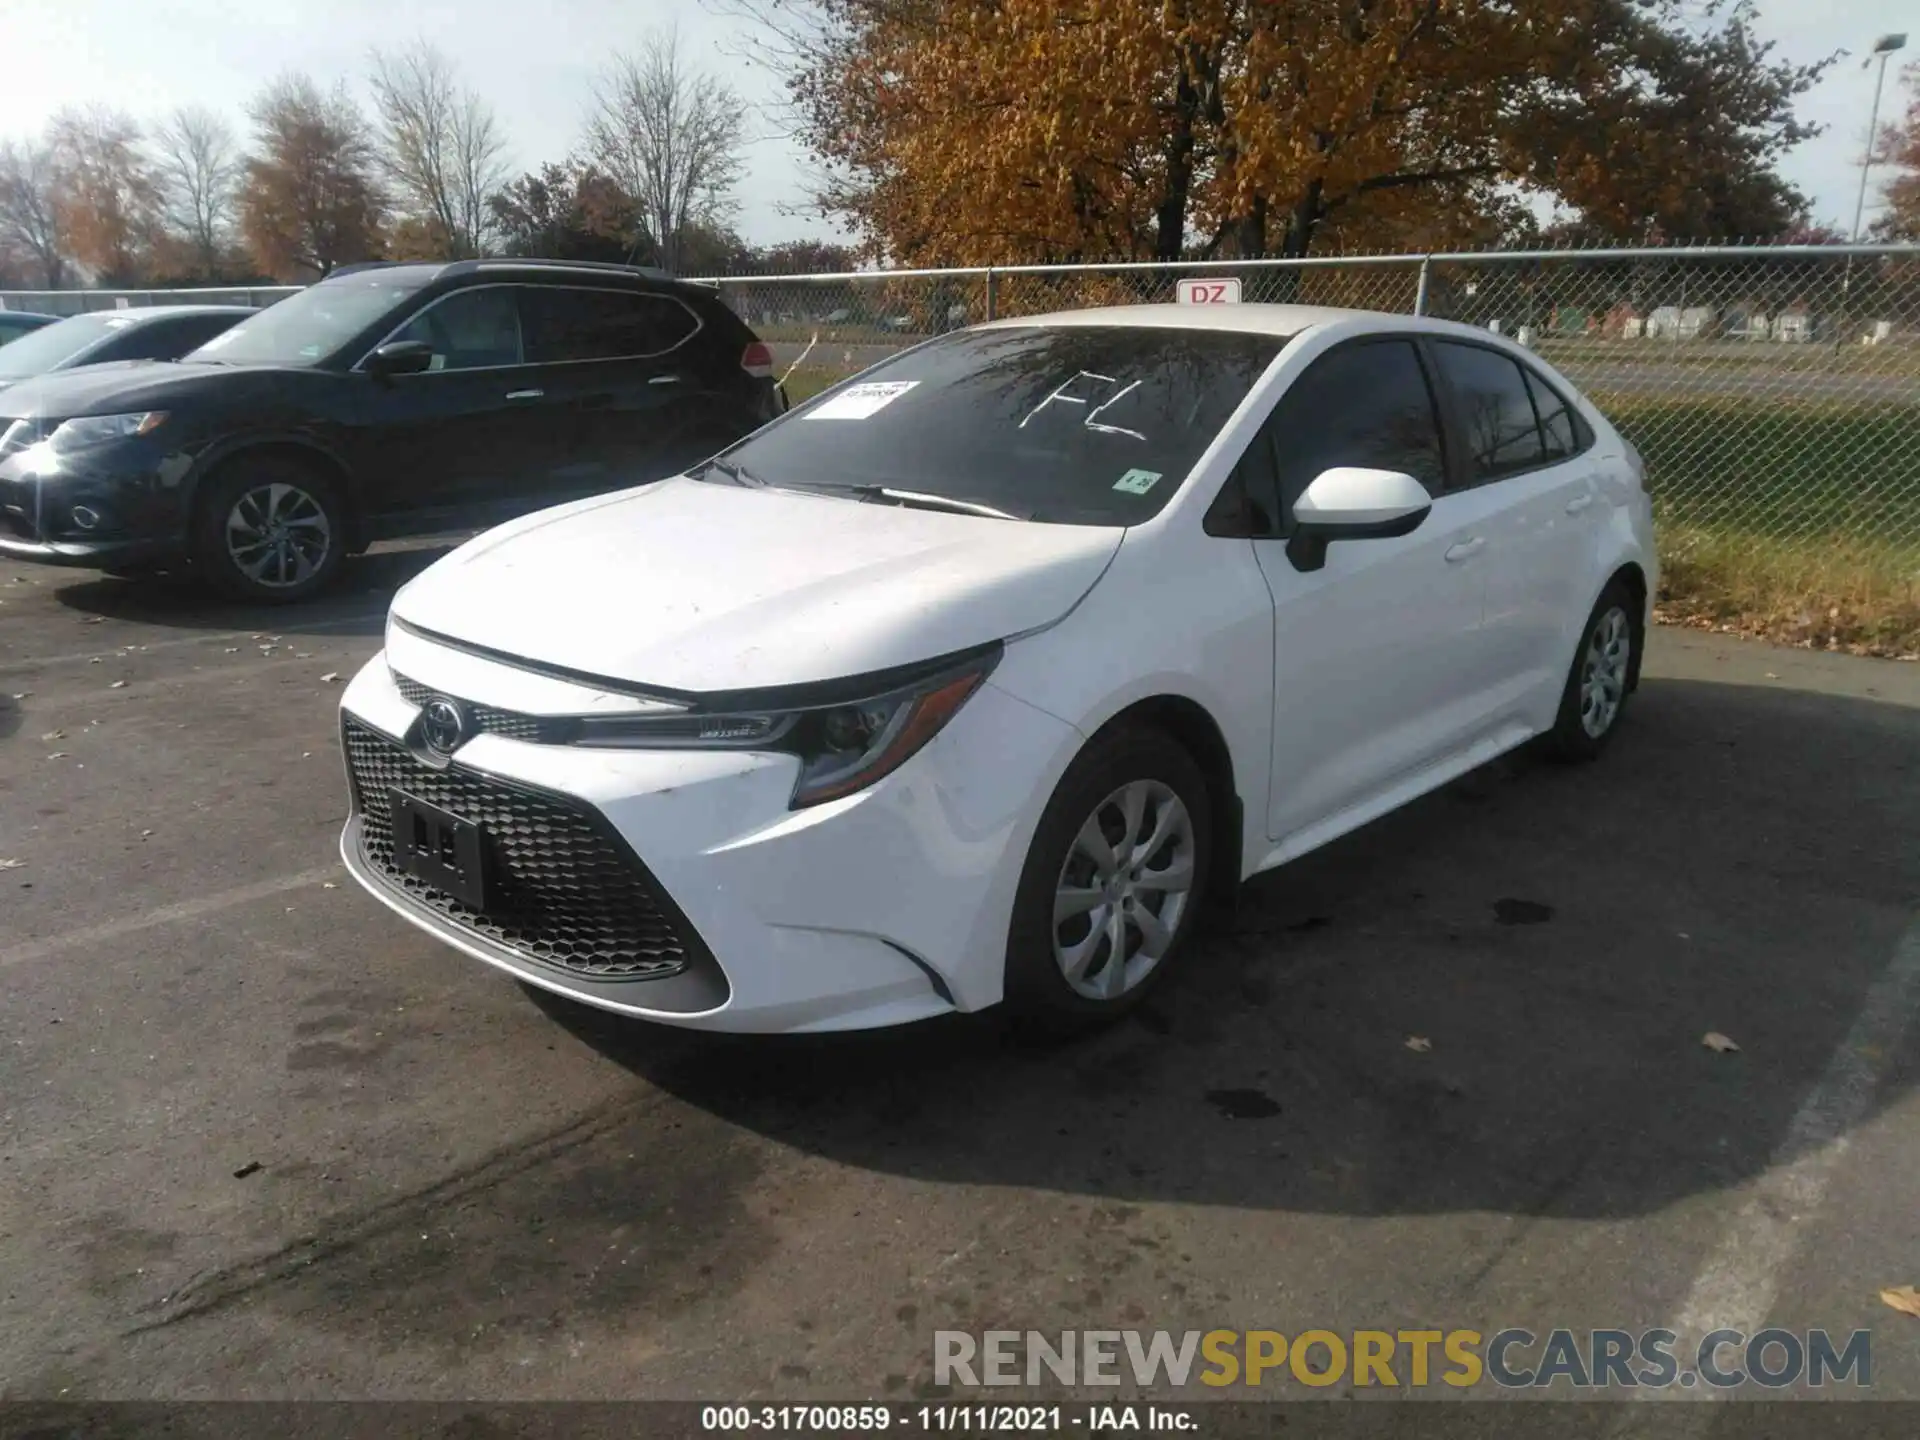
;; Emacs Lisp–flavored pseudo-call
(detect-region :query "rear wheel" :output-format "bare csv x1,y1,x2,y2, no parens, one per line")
1004,727,1212,1030
1543,581,1638,761
192,455,346,603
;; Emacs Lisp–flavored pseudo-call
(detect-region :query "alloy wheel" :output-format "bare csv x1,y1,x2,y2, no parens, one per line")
1051,778,1197,1001
225,481,331,589
1579,605,1632,739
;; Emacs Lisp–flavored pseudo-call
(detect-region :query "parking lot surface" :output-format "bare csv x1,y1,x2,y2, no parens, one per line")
1,548,1917,1411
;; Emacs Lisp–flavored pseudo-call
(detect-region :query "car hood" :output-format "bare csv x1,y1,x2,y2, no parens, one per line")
0,360,284,419
391,476,1124,694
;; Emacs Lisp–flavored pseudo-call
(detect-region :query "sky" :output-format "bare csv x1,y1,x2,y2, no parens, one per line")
5,0,1917,250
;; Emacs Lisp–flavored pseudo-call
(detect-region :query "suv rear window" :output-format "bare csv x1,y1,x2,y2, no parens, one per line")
705,325,1285,526
521,288,700,363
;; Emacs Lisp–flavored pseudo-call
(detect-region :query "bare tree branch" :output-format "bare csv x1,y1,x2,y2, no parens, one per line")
369,41,509,258
154,106,240,277
584,24,746,273
0,136,68,288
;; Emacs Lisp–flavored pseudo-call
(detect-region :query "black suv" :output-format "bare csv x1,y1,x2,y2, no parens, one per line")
0,260,783,601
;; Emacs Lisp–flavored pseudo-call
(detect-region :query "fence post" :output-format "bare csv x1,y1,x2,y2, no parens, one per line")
1413,256,1431,316
985,267,998,322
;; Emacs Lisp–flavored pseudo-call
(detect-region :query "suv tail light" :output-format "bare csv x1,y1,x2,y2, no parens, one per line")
741,341,775,379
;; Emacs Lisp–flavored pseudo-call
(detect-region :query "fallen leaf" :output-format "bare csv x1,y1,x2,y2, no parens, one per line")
232,1161,262,1180
1405,1036,1432,1053
88,657,101,665
83,616,105,624
10,692,28,700
1882,1286,1920,1319
46,752,67,760
322,881,339,890
108,680,126,689
1763,672,1779,679
224,647,239,654
0,859,23,870
1703,1031,1740,1053
295,652,313,659
40,730,64,741
320,672,341,683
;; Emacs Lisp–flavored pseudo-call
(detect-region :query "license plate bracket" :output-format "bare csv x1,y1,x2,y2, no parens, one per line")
389,789,490,909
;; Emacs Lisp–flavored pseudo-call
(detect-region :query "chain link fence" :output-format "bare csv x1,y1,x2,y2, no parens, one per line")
6,246,1918,646
706,246,1920,650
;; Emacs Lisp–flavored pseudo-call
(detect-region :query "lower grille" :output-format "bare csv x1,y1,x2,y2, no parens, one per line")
344,718,693,981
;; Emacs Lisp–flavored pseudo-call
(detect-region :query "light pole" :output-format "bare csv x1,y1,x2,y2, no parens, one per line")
1851,33,1908,242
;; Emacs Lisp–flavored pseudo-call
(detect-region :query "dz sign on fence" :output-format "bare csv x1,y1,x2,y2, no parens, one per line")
1176,277,1242,305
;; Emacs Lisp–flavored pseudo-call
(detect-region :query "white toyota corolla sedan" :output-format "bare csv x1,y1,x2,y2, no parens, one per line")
338,303,1656,1033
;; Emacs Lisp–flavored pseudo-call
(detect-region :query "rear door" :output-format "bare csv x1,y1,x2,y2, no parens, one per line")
1427,340,1604,724
517,285,713,506
1244,337,1510,845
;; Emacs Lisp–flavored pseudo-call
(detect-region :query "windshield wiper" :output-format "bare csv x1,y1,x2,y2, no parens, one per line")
695,456,771,488
847,486,1027,521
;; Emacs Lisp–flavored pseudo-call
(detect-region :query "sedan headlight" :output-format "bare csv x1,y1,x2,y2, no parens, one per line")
47,411,167,451
572,646,1001,808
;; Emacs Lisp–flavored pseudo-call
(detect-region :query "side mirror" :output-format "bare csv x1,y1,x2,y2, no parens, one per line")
1286,466,1432,573
365,340,436,379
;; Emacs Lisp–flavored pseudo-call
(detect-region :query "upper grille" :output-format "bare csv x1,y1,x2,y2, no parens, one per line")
391,672,570,744
344,718,693,981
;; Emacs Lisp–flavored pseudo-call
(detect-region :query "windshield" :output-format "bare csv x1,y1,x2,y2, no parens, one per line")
0,313,127,379
184,273,433,367
709,325,1286,525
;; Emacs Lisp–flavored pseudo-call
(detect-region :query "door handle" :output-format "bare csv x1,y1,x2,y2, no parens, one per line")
648,375,681,386
504,388,544,401
1444,537,1485,563
1565,494,1594,515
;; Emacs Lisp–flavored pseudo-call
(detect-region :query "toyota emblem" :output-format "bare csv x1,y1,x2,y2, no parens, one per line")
419,696,467,757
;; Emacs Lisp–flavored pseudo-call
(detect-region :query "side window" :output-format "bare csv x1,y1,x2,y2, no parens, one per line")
104,316,226,363
390,288,524,371
1204,422,1280,537
1521,366,1587,462
1433,342,1546,481
520,289,700,364
1269,340,1448,524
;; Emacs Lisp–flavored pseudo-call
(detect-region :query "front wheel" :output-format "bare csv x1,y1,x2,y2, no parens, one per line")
1543,581,1639,761
192,457,346,603
1004,727,1212,1030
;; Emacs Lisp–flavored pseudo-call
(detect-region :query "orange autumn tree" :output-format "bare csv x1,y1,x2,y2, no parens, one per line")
737,0,1826,265
1873,62,1920,241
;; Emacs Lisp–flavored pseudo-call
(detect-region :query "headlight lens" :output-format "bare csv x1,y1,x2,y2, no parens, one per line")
47,411,167,451
571,648,1000,808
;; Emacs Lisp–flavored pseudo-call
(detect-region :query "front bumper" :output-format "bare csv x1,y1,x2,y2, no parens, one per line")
336,640,1082,1033
0,438,190,568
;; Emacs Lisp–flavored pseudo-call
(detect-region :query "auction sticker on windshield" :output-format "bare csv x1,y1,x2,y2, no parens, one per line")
1113,468,1162,494
807,381,919,420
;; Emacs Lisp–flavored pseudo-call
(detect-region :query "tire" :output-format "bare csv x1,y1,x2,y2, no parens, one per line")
1542,580,1639,762
1004,726,1213,1031
191,455,346,603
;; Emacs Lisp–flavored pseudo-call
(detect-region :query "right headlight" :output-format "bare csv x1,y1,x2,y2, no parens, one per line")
571,647,1001,809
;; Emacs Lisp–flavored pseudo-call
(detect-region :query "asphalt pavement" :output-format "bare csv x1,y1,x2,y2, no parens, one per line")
1,548,1917,1418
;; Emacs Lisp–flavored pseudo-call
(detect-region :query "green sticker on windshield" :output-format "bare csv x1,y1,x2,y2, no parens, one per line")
1113,468,1162,495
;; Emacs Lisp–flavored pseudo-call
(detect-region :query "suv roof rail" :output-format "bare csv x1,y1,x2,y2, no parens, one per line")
464,258,681,283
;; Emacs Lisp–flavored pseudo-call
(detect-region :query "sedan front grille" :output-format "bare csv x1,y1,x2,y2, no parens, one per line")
344,718,695,981
390,672,565,744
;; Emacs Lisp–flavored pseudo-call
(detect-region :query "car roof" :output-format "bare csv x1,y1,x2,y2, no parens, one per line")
0,310,59,323
977,302,1372,337
329,258,684,288
114,305,256,321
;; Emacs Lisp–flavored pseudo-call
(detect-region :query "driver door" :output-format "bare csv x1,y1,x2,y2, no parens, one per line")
349,285,553,533
1241,337,1507,850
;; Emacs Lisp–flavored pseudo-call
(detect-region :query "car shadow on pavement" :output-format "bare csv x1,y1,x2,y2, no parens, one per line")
537,674,1919,1223
44,542,456,638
